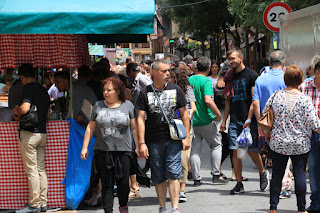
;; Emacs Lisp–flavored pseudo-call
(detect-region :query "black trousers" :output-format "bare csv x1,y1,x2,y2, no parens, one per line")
221,132,233,168
269,150,309,212
95,152,131,213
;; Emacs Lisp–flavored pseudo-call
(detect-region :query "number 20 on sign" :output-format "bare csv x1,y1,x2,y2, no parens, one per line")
263,2,292,32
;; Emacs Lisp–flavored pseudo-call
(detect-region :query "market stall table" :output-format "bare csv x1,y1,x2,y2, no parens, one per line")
0,120,69,209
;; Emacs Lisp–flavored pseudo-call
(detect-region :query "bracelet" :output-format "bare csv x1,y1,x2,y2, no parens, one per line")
138,143,146,146
245,119,251,124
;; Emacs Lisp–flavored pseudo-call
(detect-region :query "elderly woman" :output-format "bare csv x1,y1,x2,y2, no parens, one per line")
264,65,320,213
81,76,139,213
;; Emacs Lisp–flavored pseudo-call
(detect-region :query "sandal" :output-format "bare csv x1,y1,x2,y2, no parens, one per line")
129,188,141,198
231,177,248,181
266,162,272,168
220,173,228,180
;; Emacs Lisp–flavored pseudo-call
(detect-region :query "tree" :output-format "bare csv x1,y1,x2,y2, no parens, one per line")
160,0,235,58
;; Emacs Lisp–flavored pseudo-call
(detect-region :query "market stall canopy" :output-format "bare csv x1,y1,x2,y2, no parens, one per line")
0,34,90,68
0,0,155,34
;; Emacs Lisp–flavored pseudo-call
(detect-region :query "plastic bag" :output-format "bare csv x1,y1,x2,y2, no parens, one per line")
237,147,248,160
236,127,253,148
62,119,96,210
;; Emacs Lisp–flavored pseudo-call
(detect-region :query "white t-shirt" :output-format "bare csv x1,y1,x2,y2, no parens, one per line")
207,76,218,99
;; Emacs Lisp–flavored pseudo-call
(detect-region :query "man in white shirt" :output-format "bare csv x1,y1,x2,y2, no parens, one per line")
126,63,152,104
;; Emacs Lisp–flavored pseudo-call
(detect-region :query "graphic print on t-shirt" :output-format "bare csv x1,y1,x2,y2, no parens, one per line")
96,109,129,138
232,79,247,102
147,89,177,121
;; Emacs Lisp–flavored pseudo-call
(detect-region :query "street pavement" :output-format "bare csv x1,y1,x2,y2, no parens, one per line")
78,141,311,213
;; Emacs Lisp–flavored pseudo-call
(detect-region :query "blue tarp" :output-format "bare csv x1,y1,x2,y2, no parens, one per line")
62,119,95,210
0,0,155,34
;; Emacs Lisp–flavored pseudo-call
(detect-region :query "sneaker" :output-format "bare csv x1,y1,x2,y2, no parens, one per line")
119,206,128,213
230,182,245,194
260,170,269,191
179,191,187,203
16,204,40,213
159,206,167,213
212,175,228,184
193,180,203,186
84,193,101,206
40,207,61,212
279,190,291,199
171,207,180,213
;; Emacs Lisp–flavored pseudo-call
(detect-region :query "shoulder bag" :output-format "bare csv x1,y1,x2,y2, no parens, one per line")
257,90,279,133
19,104,38,131
151,84,187,140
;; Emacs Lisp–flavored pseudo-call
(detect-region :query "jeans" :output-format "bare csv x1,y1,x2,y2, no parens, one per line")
269,150,309,212
308,132,320,209
148,140,182,183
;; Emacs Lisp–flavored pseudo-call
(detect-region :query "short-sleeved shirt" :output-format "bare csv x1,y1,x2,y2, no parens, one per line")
185,86,196,111
132,72,152,104
135,82,187,143
252,68,286,114
230,67,258,122
8,79,23,108
48,84,65,100
299,78,320,116
189,75,215,127
20,82,50,133
91,100,135,152
265,89,320,155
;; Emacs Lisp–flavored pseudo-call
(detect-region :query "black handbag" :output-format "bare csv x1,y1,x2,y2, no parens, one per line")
19,105,38,131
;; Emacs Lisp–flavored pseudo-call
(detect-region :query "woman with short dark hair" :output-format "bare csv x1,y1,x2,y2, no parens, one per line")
264,65,320,213
81,76,139,213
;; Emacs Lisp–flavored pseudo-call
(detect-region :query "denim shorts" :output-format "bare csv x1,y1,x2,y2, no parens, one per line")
228,119,259,152
148,140,182,184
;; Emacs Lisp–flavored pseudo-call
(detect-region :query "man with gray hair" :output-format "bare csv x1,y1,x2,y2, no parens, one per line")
188,56,224,186
182,55,193,65
136,59,190,213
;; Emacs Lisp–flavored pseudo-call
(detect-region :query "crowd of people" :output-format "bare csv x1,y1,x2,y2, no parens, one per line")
4,48,320,213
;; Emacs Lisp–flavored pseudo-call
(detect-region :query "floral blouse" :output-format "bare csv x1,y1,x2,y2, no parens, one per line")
263,89,320,155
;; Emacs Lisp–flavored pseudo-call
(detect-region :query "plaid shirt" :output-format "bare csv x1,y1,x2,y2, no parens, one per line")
299,78,320,116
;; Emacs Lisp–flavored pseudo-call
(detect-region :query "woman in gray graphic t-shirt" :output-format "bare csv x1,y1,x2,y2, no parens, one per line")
81,76,139,213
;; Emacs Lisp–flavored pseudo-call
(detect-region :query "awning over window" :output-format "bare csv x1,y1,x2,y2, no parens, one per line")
0,0,155,34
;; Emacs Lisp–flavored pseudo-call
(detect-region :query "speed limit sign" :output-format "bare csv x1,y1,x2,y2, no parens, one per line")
263,2,292,32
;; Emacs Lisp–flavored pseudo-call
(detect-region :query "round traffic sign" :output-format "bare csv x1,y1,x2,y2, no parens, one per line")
263,2,292,32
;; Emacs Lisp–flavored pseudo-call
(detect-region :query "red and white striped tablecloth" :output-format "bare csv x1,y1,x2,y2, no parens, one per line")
0,121,69,209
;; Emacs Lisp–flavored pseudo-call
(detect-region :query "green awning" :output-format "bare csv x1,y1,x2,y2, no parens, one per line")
0,0,155,34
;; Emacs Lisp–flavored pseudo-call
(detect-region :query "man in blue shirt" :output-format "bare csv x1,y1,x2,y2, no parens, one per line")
253,50,286,116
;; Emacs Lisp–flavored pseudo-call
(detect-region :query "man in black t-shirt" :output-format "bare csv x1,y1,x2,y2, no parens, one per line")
13,64,50,213
136,60,190,213
220,48,269,195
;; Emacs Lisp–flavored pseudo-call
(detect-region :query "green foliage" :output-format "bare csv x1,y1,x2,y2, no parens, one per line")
160,0,320,40
161,0,234,41
228,0,319,32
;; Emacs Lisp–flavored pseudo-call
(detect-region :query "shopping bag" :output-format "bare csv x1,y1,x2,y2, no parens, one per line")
237,147,248,160
62,119,95,210
236,127,253,148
